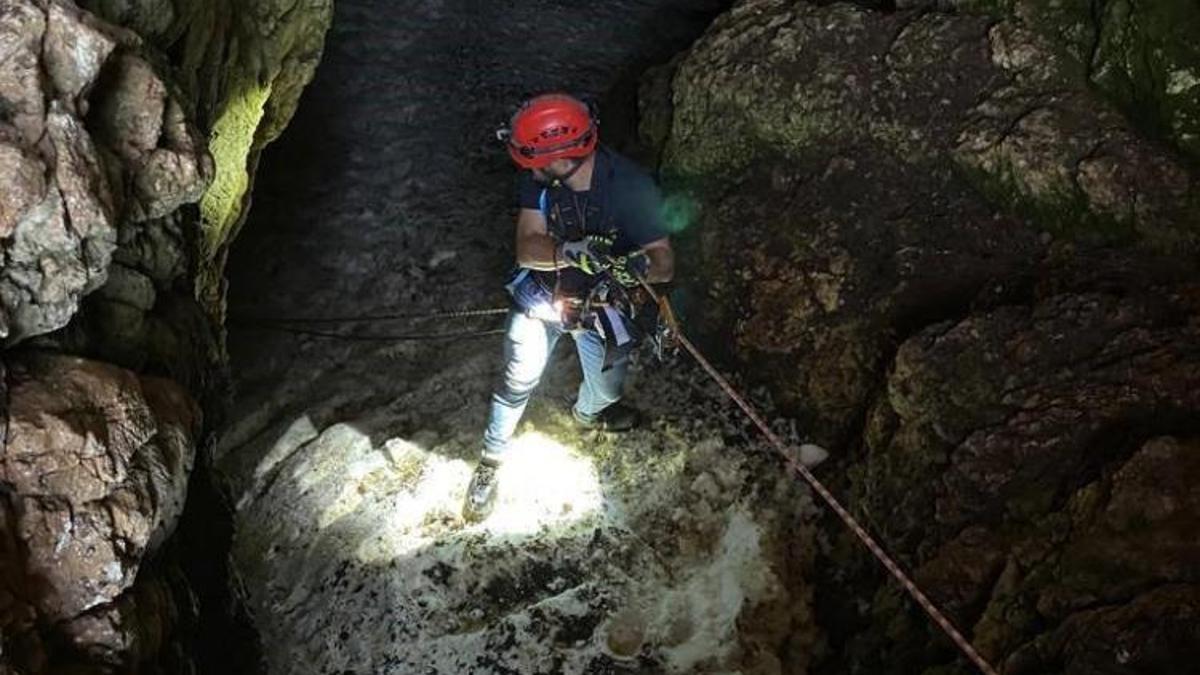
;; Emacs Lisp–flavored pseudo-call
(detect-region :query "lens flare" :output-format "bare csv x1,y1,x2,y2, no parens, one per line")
661,192,699,234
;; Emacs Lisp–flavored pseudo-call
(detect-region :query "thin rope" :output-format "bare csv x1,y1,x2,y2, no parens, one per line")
229,306,511,326
231,320,505,342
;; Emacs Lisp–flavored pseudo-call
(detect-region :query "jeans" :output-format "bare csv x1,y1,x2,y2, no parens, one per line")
482,310,628,463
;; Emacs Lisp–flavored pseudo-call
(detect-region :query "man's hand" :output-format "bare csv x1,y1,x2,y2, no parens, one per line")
558,235,614,276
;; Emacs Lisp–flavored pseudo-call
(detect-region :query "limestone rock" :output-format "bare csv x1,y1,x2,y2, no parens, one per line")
90,52,212,221
97,263,157,311
955,22,1198,249
48,107,118,268
44,0,121,109
0,134,45,239
66,0,336,317
0,353,199,654
75,0,335,309
229,386,818,675
0,0,331,672
918,436,1200,672
0,0,212,346
0,1,48,145
658,0,1198,439
663,1,1197,251
91,53,167,162
76,0,180,44
57,555,192,671
864,289,1200,546
112,212,188,284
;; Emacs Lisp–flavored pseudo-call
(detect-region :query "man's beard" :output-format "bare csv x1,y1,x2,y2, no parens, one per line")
535,158,584,184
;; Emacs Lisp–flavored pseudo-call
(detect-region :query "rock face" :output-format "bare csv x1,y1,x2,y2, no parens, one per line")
0,0,210,345
900,0,1200,161
0,353,199,671
0,0,332,672
650,0,1200,671
856,290,1200,671
77,0,336,312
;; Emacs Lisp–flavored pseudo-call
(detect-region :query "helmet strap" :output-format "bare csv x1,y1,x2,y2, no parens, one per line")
557,157,587,184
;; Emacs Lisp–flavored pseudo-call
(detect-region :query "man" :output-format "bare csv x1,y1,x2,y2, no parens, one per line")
463,92,674,521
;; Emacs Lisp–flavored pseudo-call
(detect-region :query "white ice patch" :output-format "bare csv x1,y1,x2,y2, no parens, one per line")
799,442,830,467
232,365,817,675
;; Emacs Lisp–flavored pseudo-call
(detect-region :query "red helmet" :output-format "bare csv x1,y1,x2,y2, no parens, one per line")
501,93,598,169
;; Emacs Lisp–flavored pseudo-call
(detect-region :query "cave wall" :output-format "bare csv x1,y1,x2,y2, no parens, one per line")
898,0,1200,162
0,0,331,671
645,0,1199,672
75,0,336,338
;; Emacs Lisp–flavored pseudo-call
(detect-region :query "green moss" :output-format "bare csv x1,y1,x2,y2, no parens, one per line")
956,0,1200,162
662,102,759,179
954,152,1138,246
666,81,848,179
199,78,272,262
1092,0,1200,160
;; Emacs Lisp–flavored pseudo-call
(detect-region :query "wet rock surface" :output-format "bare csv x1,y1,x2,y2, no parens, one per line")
654,0,1200,672
1,0,332,672
2,0,1182,671
865,287,1200,549
0,352,199,670
77,0,335,307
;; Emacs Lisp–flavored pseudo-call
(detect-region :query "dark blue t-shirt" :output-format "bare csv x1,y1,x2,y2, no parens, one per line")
514,147,666,296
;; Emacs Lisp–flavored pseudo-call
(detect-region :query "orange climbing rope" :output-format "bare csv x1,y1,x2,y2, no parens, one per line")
634,276,1000,675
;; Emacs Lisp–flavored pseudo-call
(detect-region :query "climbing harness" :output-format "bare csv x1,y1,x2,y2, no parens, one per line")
505,262,652,371
621,270,1001,675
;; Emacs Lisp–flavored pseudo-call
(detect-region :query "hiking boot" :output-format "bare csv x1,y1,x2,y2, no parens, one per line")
573,402,641,432
463,459,499,522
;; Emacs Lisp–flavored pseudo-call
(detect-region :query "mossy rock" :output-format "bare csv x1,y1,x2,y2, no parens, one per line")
81,0,335,314
944,0,1200,161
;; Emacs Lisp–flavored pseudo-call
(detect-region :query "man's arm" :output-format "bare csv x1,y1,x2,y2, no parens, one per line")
514,208,567,271
640,237,674,284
